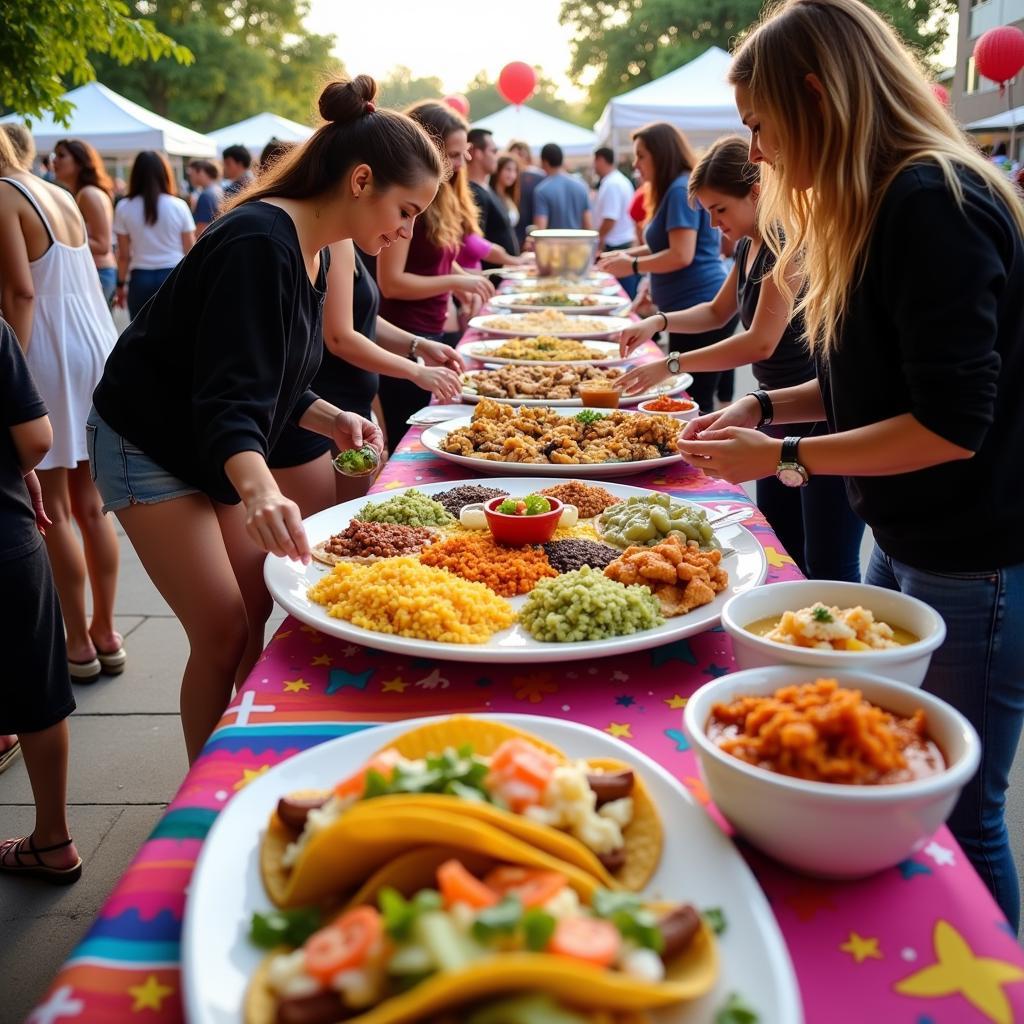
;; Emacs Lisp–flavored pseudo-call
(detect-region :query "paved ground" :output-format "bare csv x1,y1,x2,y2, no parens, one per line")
2,366,1022,1022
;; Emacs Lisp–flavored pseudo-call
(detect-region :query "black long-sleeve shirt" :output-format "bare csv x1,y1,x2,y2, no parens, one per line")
94,202,328,504
815,163,1023,571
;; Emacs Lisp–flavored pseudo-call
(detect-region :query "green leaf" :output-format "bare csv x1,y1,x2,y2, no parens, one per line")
715,992,760,1024
522,908,557,951
703,907,728,935
574,409,607,425
380,886,442,940
812,606,834,623
591,889,663,951
471,895,523,942
249,906,321,949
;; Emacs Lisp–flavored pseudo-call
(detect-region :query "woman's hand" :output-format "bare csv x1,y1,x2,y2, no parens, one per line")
452,275,496,308
243,490,310,562
23,470,52,535
676,426,781,485
414,364,463,402
114,284,127,309
418,338,465,372
679,394,761,440
615,359,672,397
596,252,634,278
618,316,658,357
331,410,384,459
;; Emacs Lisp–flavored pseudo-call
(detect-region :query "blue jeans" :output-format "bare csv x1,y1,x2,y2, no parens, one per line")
867,546,1024,930
97,266,117,308
127,267,174,320
603,243,639,299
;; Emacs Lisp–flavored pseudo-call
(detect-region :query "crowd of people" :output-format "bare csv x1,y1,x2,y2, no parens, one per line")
0,0,1022,939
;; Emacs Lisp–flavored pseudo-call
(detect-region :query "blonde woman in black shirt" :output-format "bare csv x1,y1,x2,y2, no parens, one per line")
679,0,1024,928
89,76,444,760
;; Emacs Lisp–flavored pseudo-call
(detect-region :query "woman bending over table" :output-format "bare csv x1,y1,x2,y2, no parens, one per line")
596,122,738,412
376,100,495,450
679,0,1024,928
88,75,443,761
616,137,862,582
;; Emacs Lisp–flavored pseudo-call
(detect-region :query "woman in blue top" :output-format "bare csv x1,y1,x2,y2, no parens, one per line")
598,122,737,411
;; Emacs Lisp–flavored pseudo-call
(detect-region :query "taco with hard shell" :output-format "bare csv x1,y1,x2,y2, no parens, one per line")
262,718,663,908
246,851,716,1024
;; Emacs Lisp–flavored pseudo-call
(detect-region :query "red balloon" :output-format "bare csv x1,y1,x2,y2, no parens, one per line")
973,25,1024,85
498,62,537,106
444,94,470,118
930,83,950,107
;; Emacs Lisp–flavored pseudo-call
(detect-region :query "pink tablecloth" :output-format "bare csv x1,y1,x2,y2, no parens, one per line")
32,443,1024,1024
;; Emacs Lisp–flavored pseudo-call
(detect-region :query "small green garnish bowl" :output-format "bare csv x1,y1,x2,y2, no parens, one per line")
333,445,380,477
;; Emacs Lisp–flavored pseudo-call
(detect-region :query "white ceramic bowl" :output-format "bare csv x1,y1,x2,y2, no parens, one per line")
637,397,700,423
684,665,980,878
721,580,946,688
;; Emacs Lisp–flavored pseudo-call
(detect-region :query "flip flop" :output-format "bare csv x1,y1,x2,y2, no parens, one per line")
0,835,82,885
68,657,101,683
0,741,20,775
96,647,127,675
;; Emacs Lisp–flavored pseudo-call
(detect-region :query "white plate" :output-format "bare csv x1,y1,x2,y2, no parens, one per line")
263,477,767,662
496,293,628,315
465,339,628,367
405,403,471,425
182,713,802,1024
420,421,685,481
470,314,633,340
499,269,617,285
461,373,695,408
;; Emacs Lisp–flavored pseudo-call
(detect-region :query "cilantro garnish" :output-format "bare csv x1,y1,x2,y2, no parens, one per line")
715,992,760,1024
249,906,321,949
575,409,607,425
812,605,834,623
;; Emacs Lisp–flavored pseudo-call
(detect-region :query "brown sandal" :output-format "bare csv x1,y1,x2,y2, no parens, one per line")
0,834,82,885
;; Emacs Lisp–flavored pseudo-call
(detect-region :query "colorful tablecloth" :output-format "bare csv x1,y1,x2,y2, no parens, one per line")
32,439,1024,1024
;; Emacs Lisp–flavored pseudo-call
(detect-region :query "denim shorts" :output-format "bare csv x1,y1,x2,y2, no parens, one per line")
86,408,200,514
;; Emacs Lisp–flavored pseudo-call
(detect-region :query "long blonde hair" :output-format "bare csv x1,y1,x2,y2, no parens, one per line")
730,0,1024,354
405,101,480,250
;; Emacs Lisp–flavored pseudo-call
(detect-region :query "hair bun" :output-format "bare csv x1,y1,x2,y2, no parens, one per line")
319,75,379,125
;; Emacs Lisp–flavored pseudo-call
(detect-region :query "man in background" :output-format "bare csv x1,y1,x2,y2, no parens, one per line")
186,159,223,237
592,146,638,297
466,128,518,267
221,145,253,198
533,143,591,231
507,139,544,248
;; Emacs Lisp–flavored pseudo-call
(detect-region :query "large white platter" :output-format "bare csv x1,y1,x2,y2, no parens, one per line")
470,313,633,340
495,292,629,315
461,372,695,408
420,420,685,480
465,338,629,367
499,269,618,287
263,477,767,663
182,713,802,1024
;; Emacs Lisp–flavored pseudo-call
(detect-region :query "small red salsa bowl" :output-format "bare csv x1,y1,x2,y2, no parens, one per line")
484,495,563,545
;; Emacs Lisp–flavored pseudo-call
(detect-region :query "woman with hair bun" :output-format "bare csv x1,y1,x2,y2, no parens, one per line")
88,75,444,760
680,0,1024,928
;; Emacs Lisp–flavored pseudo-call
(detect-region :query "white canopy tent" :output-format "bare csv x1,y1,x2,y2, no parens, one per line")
594,47,745,156
964,104,1024,131
208,112,314,156
471,105,597,160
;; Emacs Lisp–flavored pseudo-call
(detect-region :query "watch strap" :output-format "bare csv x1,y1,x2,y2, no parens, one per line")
749,389,774,428
781,436,801,464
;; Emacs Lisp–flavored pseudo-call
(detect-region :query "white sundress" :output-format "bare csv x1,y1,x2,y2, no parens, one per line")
1,177,117,470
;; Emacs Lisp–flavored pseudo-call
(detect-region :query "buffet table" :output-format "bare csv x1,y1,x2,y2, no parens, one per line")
33,434,1024,1024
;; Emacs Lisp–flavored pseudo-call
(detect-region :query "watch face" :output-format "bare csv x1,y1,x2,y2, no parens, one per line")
777,466,807,488
667,358,680,375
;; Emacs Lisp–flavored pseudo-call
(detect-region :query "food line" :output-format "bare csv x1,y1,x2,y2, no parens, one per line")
31,423,1024,1023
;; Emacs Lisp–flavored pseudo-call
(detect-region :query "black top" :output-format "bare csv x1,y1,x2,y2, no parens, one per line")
470,180,518,266
815,163,1024,571
515,168,543,248
734,236,813,391
0,319,47,562
93,201,328,504
311,249,380,414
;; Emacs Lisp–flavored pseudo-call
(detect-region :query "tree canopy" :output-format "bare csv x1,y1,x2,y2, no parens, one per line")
559,0,956,122
0,0,190,124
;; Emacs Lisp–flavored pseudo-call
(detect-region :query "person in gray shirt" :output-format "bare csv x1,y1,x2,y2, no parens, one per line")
533,143,592,230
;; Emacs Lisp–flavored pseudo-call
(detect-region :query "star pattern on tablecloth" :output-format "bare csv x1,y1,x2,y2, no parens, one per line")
664,728,690,752
128,974,174,1011
381,676,407,693
415,668,450,689
273,630,292,641
311,654,333,667
650,638,697,667
299,625,322,639
764,546,796,568
898,858,933,880
327,667,373,694
234,765,270,791
924,841,955,867
841,932,883,963
703,663,730,678
606,722,632,739
615,695,635,707
664,694,688,710
894,919,1024,1024
282,678,310,693
26,986,83,1024
682,775,709,805
514,672,557,704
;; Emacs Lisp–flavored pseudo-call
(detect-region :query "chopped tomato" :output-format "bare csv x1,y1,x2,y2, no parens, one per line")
487,739,558,810
483,866,568,908
304,906,383,983
437,859,500,909
548,916,621,967
333,747,403,799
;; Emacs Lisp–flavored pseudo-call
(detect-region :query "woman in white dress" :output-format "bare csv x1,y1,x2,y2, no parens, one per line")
0,130,124,682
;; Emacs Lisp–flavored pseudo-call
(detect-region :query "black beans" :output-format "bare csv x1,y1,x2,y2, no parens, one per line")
586,769,635,807
657,904,701,962
543,539,621,574
277,991,351,1024
597,847,627,874
276,794,328,833
432,485,509,516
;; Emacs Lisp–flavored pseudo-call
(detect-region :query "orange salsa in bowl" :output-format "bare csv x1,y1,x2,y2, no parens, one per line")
706,677,945,785
642,396,696,413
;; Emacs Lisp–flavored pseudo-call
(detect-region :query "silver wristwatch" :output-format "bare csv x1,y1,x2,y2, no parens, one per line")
776,436,809,488
666,351,682,375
